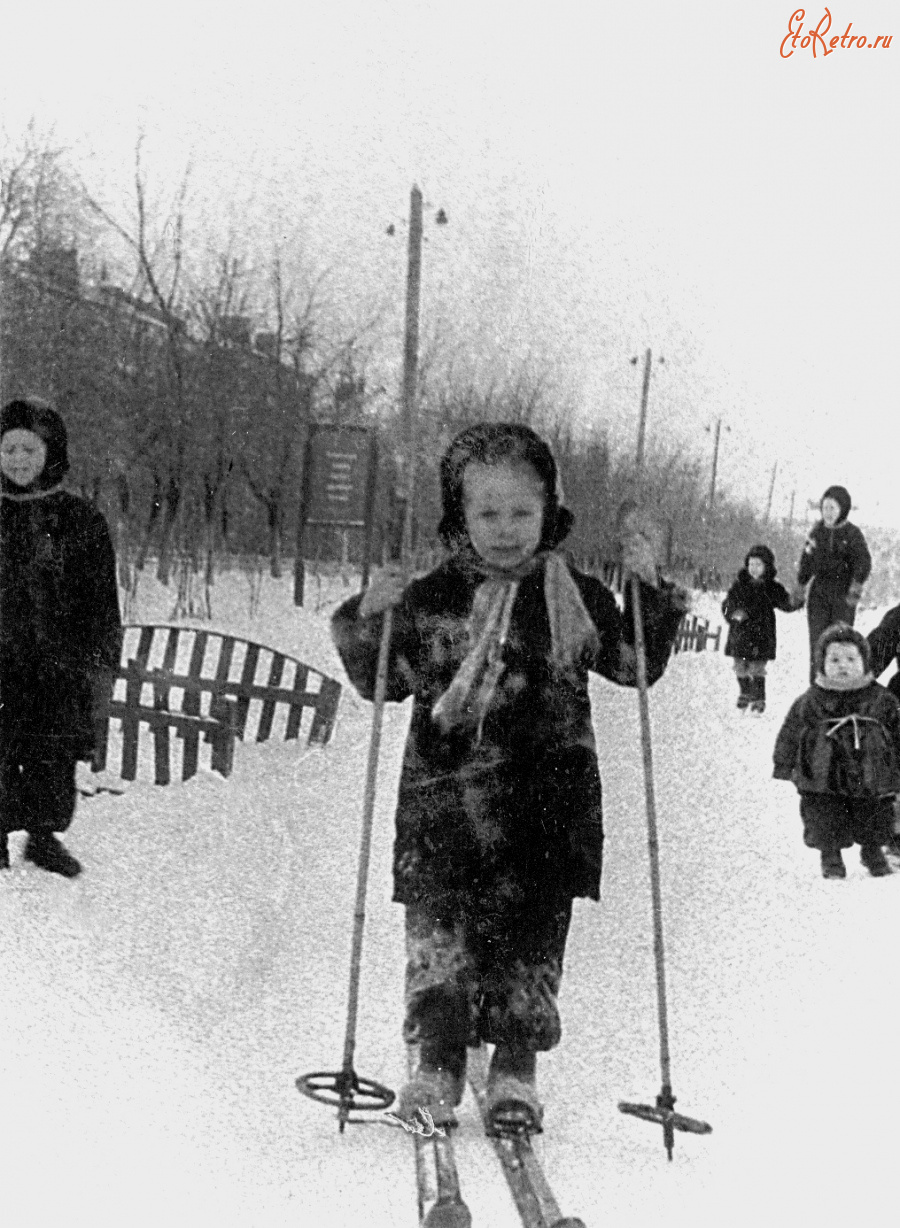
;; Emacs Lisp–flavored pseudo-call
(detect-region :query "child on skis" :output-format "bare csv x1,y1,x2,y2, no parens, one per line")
332,422,686,1131
0,398,122,877
721,545,800,713
773,623,899,879
795,486,871,682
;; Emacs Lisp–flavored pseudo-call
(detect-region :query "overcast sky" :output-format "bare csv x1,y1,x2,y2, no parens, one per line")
3,0,897,526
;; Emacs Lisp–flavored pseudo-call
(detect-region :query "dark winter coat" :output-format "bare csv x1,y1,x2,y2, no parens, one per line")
722,571,794,662
797,520,871,596
867,603,900,704
773,681,900,798
332,554,685,910
1,405,122,760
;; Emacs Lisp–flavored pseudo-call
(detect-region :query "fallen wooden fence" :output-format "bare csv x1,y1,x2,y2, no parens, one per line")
92,625,342,785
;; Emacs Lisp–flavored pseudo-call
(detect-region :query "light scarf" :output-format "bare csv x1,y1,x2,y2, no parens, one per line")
431,551,600,735
814,672,874,691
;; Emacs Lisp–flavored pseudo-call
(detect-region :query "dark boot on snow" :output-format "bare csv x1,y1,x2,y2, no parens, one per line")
749,677,766,714
24,833,82,878
820,849,846,879
736,677,751,710
860,844,891,877
396,1039,466,1127
486,1045,543,1135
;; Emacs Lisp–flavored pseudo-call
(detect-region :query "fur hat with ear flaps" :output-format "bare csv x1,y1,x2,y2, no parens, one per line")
813,622,871,676
745,544,776,577
821,485,851,524
1,398,70,494
437,422,574,550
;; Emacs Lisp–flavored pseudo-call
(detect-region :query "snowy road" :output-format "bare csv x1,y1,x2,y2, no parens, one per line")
2,573,897,1227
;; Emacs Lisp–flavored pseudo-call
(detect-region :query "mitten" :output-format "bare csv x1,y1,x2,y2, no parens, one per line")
846,581,864,608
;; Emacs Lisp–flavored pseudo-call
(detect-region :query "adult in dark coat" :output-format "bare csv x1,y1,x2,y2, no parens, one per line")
722,544,798,711
796,485,871,681
867,604,900,704
332,421,686,1128
0,399,122,876
865,601,900,855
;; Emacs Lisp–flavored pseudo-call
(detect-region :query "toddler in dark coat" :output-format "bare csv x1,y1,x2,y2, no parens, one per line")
773,623,898,879
722,545,799,713
332,423,686,1131
0,399,122,877
796,485,871,682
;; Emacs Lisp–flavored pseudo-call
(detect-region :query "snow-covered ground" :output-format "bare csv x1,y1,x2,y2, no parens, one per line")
2,566,898,1228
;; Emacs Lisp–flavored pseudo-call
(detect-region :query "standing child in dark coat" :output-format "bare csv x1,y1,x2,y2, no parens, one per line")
332,423,686,1131
722,545,799,714
0,399,122,877
796,486,871,681
773,623,898,879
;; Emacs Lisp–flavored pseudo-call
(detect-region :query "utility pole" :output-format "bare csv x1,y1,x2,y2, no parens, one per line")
400,185,423,557
635,347,652,471
401,187,423,454
708,417,723,509
786,488,796,530
764,460,777,525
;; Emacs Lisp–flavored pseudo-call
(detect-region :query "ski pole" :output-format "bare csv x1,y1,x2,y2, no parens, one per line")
618,569,712,1159
296,606,396,1129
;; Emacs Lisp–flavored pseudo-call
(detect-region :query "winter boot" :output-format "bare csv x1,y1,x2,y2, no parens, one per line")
820,849,846,879
24,832,82,878
736,677,751,710
749,677,766,714
396,1039,466,1127
485,1044,543,1135
0,833,8,871
860,844,892,877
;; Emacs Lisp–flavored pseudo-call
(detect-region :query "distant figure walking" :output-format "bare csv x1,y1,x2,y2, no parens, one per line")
721,545,801,714
0,399,122,877
795,486,871,682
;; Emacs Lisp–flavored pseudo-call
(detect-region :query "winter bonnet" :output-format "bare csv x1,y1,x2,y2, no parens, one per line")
821,485,851,524
1,398,70,494
745,544,776,577
437,422,574,549
813,622,871,675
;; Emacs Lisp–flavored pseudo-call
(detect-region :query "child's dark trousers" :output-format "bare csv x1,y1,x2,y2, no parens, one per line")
799,793,893,851
0,729,78,835
403,891,573,1057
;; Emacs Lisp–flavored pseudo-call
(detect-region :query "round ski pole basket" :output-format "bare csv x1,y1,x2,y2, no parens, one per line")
296,1069,395,1115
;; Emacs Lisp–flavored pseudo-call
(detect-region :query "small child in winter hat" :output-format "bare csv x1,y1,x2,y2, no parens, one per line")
812,622,872,686
721,544,798,713
774,621,899,879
